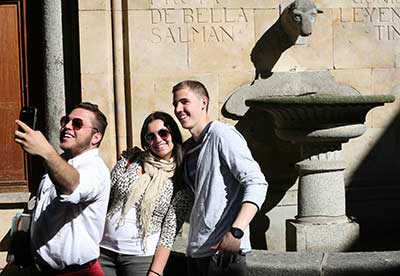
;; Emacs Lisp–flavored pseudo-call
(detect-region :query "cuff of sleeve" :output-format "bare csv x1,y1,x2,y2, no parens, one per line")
58,184,81,204
157,240,174,250
242,183,267,210
241,201,260,211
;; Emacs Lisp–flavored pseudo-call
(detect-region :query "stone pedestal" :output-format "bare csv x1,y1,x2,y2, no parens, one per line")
286,143,360,251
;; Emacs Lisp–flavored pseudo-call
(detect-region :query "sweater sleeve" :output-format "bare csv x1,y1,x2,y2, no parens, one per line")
217,125,268,210
157,185,194,249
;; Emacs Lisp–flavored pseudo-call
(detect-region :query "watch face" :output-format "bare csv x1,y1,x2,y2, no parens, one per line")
231,227,244,239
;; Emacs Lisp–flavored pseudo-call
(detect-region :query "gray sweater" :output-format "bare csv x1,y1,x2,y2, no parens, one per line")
185,121,268,258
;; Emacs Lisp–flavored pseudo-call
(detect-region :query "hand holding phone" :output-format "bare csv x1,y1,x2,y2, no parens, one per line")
15,106,54,157
18,107,37,132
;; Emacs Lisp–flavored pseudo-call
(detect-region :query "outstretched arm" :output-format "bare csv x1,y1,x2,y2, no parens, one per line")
15,120,79,194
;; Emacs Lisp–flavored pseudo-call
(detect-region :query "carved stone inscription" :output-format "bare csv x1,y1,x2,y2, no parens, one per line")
149,1,249,43
340,1,400,40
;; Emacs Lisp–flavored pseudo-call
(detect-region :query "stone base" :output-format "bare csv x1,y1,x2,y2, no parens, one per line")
286,219,360,252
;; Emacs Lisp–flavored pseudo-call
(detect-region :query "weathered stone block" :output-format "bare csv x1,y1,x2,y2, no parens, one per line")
286,220,360,252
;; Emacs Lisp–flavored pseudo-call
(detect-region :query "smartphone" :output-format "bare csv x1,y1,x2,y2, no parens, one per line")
18,106,38,131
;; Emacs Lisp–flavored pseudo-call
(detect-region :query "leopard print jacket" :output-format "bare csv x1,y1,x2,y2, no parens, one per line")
107,149,193,249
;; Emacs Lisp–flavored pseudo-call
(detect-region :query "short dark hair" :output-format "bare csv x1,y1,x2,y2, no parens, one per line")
140,111,183,169
172,80,210,111
74,102,108,141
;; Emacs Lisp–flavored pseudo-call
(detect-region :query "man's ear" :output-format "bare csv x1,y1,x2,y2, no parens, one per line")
91,132,103,146
201,97,209,110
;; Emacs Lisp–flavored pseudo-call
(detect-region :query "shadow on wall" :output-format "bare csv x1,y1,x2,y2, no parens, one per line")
234,108,301,250
347,107,400,251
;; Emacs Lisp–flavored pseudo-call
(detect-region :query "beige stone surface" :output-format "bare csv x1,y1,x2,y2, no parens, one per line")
331,68,372,94
81,73,117,169
187,8,255,72
333,7,400,69
79,10,113,74
254,9,277,41
217,71,254,108
79,0,111,11
128,9,189,73
79,9,116,167
372,68,400,94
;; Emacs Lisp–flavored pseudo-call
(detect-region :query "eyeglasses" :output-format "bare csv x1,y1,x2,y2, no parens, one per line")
60,116,99,132
145,129,171,143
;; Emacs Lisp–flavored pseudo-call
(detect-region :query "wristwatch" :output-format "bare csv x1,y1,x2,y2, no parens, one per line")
230,227,244,239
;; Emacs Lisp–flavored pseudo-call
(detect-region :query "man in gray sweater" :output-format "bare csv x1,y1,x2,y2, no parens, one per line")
172,80,268,276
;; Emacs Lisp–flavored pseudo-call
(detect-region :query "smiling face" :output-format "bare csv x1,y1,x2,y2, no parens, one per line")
173,87,209,140
59,108,101,158
146,119,174,160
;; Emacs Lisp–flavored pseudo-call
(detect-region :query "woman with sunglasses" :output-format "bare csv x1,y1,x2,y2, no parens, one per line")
99,111,192,276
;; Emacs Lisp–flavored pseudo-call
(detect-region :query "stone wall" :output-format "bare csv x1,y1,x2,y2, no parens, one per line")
78,0,400,251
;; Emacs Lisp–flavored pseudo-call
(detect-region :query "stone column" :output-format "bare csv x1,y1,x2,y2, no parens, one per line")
286,140,360,252
43,0,65,150
296,143,348,224
111,0,128,153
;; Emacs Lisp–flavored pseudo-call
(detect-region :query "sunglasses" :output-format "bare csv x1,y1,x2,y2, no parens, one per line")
60,116,99,132
145,128,171,143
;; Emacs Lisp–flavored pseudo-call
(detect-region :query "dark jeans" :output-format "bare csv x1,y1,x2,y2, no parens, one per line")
99,247,153,276
187,253,247,276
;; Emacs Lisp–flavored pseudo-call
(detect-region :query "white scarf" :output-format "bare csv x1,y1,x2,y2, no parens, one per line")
122,151,175,236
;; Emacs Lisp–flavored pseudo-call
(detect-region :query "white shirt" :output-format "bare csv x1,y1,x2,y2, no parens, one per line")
100,208,159,256
30,149,110,269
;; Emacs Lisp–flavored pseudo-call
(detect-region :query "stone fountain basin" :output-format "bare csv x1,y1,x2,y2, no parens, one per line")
245,95,395,142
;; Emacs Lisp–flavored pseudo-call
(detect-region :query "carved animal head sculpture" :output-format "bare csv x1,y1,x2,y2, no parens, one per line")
281,0,323,39
250,0,323,82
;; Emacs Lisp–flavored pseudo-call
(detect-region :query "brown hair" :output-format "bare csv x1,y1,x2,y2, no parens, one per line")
172,80,210,111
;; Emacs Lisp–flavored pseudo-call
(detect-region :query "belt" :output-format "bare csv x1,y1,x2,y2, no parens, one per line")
35,259,97,275
100,247,121,258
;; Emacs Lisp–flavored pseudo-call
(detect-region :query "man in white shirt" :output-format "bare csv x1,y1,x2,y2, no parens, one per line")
15,102,111,276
